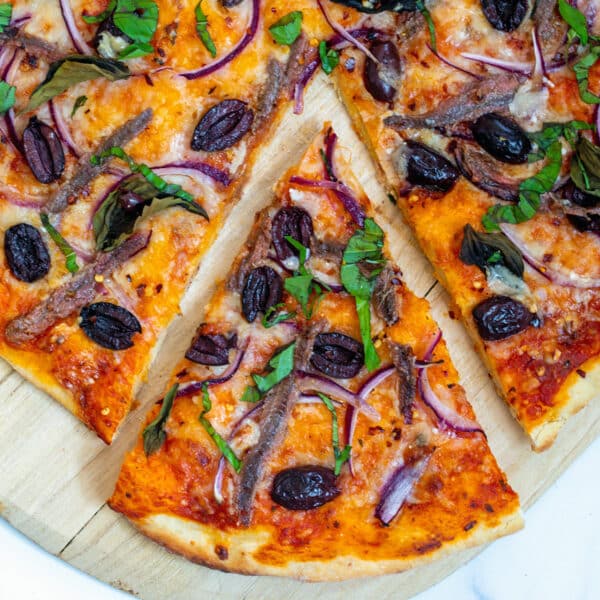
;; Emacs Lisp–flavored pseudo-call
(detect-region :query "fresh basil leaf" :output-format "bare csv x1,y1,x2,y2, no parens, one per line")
459,224,524,278
0,3,12,32
319,41,339,75
199,384,242,473
195,1,217,58
240,385,261,403
40,213,79,273
71,95,87,117
573,46,600,105
261,303,296,328
483,140,563,230
416,0,436,52
25,55,130,113
318,392,351,476
118,41,154,59
558,0,589,45
82,1,116,24
143,383,178,456
571,136,600,198
269,11,303,46
113,0,159,44
0,80,15,114
252,343,295,393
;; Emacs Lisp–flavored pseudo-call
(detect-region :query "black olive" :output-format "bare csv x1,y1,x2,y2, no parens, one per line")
481,0,527,32
405,141,459,192
472,295,534,341
191,99,254,152
241,266,283,323
185,332,237,365
560,181,600,208
271,465,340,510
363,41,401,103
22,117,65,184
566,213,600,235
80,302,142,350
271,207,313,266
310,332,364,379
4,223,51,283
471,113,531,164
330,0,417,13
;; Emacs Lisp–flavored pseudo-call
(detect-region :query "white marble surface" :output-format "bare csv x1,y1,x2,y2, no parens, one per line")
1,435,599,600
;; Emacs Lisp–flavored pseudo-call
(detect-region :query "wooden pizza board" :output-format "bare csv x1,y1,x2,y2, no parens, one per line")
1,74,599,600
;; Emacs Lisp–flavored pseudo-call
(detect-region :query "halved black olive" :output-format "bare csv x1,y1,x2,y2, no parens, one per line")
472,295,534,341
185,333,237,365
241,266,283,323
363,41,401,103
471,113,531,164
310,332,364,379
560,181,600,208
566,213,600,235
80,302,142,350
405,141,459,192
4,223,51,283
271,465,340,510
481,0,527,32
271,207,313,265
22,117,65,184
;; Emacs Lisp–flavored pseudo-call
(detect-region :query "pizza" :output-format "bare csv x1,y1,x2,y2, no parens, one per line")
109,125,522,579
0,0,313,442
317,0,600,450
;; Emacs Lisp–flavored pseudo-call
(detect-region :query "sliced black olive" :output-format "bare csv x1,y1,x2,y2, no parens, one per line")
310,332,364,379
4,223,51,283
405,141,459,192
330,0,417,13
271,465,340,510
363,41,401,103
80,302,142,350
22,117,65,184
185,332,237,365
566,213,600,235
241,266,283,323
271,207,313,265
481,0,527,32
472,295,534,341
471,113,531,164
560,181,600,208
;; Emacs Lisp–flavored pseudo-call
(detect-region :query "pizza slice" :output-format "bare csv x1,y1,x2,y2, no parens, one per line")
109,126,522,580
0,0,315,442
315,0,600,450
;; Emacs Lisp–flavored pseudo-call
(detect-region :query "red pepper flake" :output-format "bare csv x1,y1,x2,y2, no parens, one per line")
576,369,587,378
464,520,477,531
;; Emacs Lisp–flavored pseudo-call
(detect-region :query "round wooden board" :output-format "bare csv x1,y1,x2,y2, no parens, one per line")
1,75,599,600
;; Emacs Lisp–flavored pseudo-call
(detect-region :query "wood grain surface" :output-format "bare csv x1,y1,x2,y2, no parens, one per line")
1,75,599,600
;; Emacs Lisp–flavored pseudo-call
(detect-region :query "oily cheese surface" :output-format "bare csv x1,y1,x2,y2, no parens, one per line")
1,76,600,599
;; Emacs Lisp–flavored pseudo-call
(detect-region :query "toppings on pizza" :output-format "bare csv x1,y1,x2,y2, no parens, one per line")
4,222,51,282
79,301,142,350
22,116,65,183
270,464,341,510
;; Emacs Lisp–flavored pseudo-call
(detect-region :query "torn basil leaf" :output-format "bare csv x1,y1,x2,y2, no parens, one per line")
558,0,589,45
261,303,296,328
113,0,159,44
573,46,600,105
459,224,524,278
0,3,12,32
143,382,178,456
195,1,217,57
571,136,600,199
71,95,88,117
118,40,154,59
318,392,351,476
253,343,295,393
40,213,79,273
319,41,339,75
0,79,15,115
25,55,130,113
269,11,303,46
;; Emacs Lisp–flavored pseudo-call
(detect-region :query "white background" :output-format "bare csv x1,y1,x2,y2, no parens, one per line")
1,435,598,600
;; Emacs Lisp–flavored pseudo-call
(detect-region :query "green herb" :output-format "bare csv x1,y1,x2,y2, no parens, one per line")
195,1,217,57
143,382,177,455
240,385,262,403
113,0,159,44
340,218,385,372
24,55,130,113
261,303,296,328
416,0,436,52
487,250,502,264
118,41,154,59
40,213,79,273
70,95,87,117
284,236,328,318
0,3,12,32
0,80,15,115
319,148,336,181
558,0,590,45
571,136,600,199
82,2,116,24
318,393,351,476
199,384,242,473
269,11,303,46
253,343,295,393
319,41,339,75
573,46,600,105
527,120,593,161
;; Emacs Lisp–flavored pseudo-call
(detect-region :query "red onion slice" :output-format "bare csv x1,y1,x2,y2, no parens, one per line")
323,128,338,180
499,223,600,288
375,454,432,525
461,52,532,75
295,370,380,421
317,0,379,63
152,162,232,187
179,0,259,80
49,99,80,157
11,14,32,28
59,0,93,55
427,44,482,80
292,58,319,115
288,175,366,226
357,365,395,400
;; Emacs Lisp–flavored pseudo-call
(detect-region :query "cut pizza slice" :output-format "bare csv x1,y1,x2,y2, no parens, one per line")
0,1,315,442
109,125,522,580
316,0,600,450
